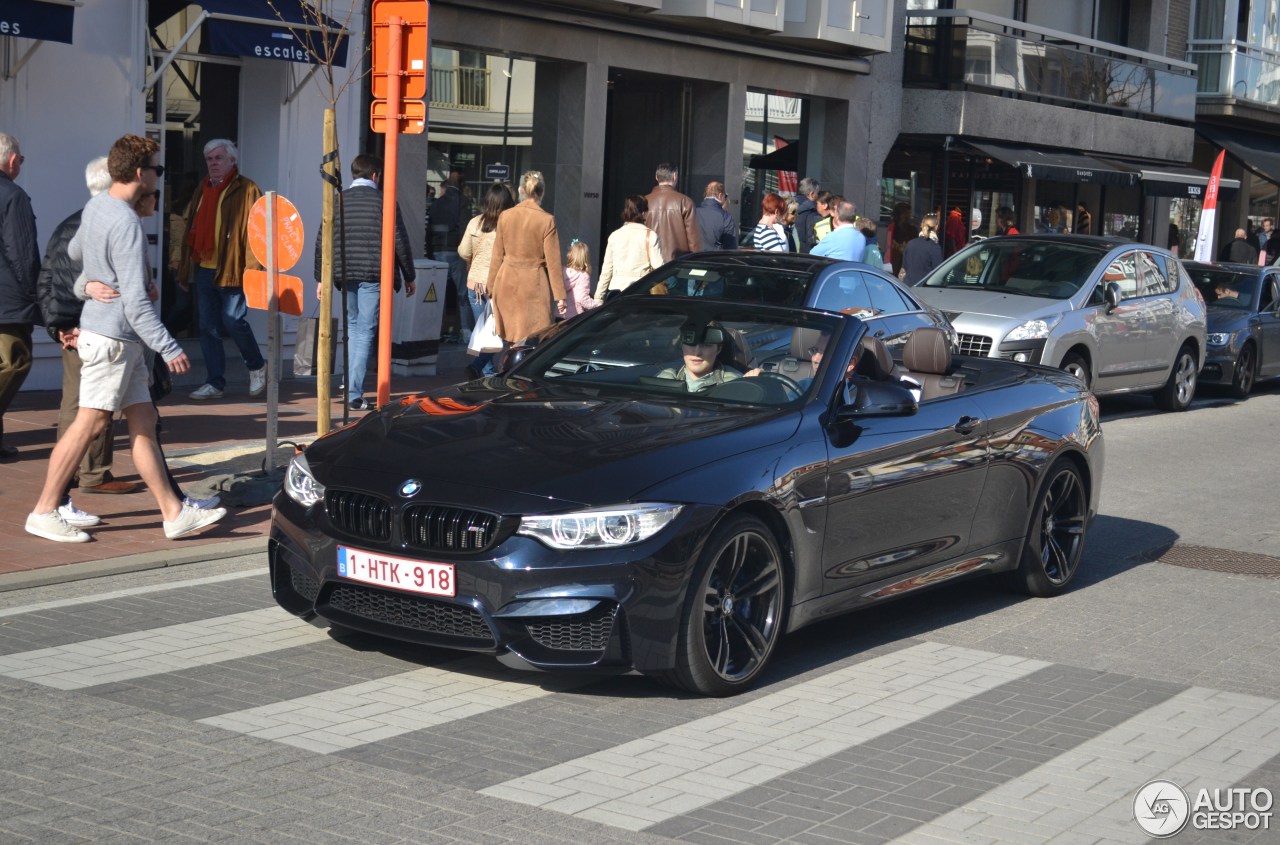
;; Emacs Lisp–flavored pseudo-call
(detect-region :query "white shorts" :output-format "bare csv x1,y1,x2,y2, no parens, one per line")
77,330,152,412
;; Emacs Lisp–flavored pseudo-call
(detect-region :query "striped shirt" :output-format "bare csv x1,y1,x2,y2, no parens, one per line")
753,223,787,252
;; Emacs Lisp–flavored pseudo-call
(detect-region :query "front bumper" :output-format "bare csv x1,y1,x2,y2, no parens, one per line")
269,491,719,673
1198,347,1239,385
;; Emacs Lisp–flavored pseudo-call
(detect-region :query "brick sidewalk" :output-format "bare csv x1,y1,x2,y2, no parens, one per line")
0,343,473,586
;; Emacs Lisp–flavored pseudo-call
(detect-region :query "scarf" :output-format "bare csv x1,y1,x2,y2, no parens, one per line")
188,167,236,263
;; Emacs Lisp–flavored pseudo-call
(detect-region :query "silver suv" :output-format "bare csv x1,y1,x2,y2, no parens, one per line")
913,235,1206,411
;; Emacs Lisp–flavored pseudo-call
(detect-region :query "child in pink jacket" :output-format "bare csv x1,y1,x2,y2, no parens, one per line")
563,241,598,318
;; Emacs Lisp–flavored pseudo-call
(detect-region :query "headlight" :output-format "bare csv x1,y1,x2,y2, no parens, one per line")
1004,315,1061,342
518,503,683,549
1206,332,1232,347
284,453,325,507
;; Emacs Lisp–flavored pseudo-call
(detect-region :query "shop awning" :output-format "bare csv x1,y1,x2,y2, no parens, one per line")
2,0,77,45
749,142,798,172
149,0,348,68
1114,163,1240,199
965,140,1140,187
1197,124,1280,186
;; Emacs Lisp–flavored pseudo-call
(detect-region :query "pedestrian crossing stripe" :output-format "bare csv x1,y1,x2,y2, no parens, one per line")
2,597,1278,845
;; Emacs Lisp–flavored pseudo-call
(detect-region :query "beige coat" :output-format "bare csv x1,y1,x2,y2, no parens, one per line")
595,222,661,301
487,199,566,343
458,214,497,291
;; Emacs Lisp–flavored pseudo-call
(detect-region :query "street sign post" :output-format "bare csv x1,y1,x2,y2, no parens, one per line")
244,192,305,472
370,0,428,409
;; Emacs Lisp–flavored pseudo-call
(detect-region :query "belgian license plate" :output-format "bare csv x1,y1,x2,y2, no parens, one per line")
336,546,455,598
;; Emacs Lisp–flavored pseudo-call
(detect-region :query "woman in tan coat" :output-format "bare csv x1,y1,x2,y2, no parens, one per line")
487,171,567,343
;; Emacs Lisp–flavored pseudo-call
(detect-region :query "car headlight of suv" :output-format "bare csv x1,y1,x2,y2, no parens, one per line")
284,453,326,507
1206,332,1233,347
519,503,683,549
1004,315,1062,342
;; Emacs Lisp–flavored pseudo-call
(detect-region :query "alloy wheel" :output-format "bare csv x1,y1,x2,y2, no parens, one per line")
1174,352,1197,405
700,530,782,683
1037,467,1087,586
1234,345,1255,397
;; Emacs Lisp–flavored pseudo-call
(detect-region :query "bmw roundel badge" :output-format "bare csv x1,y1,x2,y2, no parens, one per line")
399,479,422,498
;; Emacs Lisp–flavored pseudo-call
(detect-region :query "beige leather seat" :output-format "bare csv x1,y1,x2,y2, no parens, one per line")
902,327,964,400
771,327,822,382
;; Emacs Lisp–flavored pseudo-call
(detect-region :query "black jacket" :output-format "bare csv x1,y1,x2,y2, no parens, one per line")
314,185,416,290
0,172,41,325
794,197,820,253
1221,237,1258,265
695,197,738,251
36,209,83,342
427,184,467,252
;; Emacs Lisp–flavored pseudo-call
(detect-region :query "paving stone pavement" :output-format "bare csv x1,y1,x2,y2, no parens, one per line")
1,555,1278,845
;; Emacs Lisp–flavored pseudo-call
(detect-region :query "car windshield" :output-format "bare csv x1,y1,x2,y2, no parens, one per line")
920,239,1110,300
1187,267,1259,309
629,260,812,305
516,300,847,408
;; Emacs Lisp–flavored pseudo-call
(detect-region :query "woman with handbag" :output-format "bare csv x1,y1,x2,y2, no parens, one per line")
487,171,568,345
458,182,515,378
594,195,662,303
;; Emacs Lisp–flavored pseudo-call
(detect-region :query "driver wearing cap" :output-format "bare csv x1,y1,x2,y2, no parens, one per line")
657,324,742,393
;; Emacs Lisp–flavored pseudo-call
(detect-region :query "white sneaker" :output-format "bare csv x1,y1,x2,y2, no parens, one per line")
184,494,221,510
248,367,267,397
189,383,224,400
57,500,101,527
25,511,91,543
163,503,227,539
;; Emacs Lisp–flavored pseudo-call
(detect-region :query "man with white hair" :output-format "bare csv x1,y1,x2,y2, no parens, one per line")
175,138,266,400
36,157,140,527
0,131,41,460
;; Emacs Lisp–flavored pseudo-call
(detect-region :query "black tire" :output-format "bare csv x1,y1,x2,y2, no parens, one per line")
1059,352,1091,389
1153,344,1197,412
1230,343,1256,400
1011,460,1088,598
658,515,786,696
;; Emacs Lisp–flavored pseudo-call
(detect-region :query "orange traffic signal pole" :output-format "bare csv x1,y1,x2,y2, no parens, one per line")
375,16,404,409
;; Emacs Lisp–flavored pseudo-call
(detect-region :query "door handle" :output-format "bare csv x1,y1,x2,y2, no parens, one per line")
953,416,981,434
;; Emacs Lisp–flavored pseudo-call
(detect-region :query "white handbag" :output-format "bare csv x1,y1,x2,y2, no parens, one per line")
468,300,504,356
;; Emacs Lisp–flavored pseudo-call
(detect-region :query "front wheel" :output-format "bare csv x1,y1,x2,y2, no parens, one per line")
658,515,786,696
1230,343,1256,400
1059,352,1091,389
1010,461,1088,597
1153,344,1197,412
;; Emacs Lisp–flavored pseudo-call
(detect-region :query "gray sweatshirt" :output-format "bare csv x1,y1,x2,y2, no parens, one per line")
69,192,182,362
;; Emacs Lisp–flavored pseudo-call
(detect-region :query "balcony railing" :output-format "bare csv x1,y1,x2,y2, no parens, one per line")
1189,39,1280,109
904,10,1196,122
430,65,490,111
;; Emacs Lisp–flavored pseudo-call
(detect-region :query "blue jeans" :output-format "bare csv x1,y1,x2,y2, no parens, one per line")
467,288,495,374
194,267,265,390
344,281,380,403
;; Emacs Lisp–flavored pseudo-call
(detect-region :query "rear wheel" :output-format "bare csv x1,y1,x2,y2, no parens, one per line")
1059,352,1091,389
659,515,785,696
1011,461,1088,597
1153,344,1197,412
1230,343,1256,400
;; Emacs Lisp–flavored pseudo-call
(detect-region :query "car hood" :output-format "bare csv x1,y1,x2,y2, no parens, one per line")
1206,306,1252,330
305,378,800,507
913,287,1069,323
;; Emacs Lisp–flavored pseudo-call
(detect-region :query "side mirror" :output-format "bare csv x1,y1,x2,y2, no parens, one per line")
1104,281,1122,313
495,343,535,373
836,379,919,420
